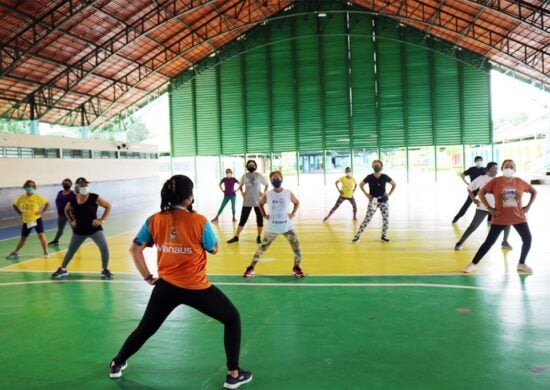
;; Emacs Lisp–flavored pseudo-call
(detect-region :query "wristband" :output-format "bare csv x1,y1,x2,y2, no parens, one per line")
144,274,154,282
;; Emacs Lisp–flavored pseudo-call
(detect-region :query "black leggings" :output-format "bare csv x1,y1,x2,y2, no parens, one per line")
113,279,241,370
472,223,532,265
238,206,263,228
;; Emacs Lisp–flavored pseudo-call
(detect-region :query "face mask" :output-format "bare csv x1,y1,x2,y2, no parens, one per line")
475,162,482,168
488,169,498,177
502,168,515,178
24,187,34,194
373,167,382,173
345,172,352,177
78,186,89,195
62,183,71,190
271,179,283,188
226,173,232,178
247,165,256,173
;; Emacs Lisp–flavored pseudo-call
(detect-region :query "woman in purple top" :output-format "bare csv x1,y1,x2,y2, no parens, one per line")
212,169,240,223
48,178,76,246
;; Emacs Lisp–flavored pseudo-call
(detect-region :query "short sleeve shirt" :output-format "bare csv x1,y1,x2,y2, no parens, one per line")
134,209,217,290
240,172,268,207
467,175,494,211
14,193,48,224
221,177,238,197
482,177,534,225
336,176,357,198
362,174,393,198
463,166,486,182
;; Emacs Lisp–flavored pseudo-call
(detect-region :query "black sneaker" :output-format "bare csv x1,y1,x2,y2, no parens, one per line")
223,369,253,389
380,236,390,243
48,241,59,247
109,360,127,379
227,236,239,244
101,269,113,279
256,235,262,244
51,267,68,279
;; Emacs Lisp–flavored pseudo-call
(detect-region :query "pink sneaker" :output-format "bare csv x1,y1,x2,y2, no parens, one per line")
292,266,305,278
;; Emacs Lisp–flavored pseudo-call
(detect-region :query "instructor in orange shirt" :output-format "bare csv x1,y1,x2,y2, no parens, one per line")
110,175,252,389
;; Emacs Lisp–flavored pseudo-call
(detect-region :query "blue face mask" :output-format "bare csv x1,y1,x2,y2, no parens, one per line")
24,187,34,194
271,179,283,188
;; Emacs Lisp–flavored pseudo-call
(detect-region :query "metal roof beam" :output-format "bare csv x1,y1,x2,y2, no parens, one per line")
5,0,218,121
0,0,102,77
58,0,280,128
463,0,549,34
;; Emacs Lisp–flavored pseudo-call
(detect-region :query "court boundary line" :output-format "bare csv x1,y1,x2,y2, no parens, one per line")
0,279,493,291
0,229,136,270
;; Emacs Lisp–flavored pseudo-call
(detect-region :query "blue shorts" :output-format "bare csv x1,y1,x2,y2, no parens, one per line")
21,218,44,237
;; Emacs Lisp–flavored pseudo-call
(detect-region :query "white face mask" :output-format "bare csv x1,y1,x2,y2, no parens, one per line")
475,162,482,168
502,168,515,178
346,172,352,177
78,186,89,195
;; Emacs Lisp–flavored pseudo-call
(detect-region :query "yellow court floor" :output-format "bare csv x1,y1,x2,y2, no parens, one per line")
4,180,549,278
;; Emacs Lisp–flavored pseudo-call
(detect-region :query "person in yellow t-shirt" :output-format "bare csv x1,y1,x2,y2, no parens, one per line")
6,180,50,260
323,167,358,222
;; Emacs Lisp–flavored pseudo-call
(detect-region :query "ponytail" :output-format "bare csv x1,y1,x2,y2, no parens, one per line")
160,175,194,212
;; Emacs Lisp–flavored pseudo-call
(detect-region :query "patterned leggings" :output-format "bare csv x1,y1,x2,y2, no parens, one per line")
252,230,302,266
354,200,389,239
326,196,357,218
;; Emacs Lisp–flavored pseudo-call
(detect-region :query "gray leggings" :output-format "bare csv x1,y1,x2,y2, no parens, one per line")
458,209,510,245
61,230,110,269
51,215,68,242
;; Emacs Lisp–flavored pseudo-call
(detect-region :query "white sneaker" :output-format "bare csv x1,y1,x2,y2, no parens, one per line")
517,264,533,274
463,263,477,273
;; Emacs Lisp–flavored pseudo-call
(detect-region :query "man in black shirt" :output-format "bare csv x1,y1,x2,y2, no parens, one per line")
352,160,397,243
452,156,486,224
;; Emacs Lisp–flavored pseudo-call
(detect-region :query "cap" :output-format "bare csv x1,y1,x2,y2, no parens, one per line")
75,177,89,185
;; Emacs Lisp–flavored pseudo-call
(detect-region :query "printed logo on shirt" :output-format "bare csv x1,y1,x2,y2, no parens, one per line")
158,244,193,255
502,187,519,208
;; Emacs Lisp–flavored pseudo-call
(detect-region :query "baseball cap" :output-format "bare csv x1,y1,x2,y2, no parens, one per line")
75,177,90,185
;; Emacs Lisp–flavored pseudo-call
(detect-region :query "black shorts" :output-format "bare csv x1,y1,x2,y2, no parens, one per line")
21,218,44,237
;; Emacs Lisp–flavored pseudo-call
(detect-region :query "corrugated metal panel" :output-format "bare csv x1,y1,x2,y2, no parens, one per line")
463,65,492,144
323,14,351,150
219,57,245,155
433,52,462,145
244,46,271,153
349,15,377,149
169,82,195,157
270,26,297,153
405,44,433,147
296,32,323,152
376,20,405,148
194,67,220,155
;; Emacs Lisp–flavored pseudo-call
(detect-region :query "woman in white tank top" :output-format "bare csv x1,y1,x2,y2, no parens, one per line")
242,171,304,279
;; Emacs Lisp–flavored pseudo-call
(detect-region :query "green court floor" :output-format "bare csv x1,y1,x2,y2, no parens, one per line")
2,271,550,389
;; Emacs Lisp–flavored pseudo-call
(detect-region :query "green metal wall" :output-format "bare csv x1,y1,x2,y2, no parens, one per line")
169,13,491,157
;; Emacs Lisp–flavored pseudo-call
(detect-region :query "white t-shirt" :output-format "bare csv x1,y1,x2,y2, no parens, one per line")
266,189,293,234
467,175,495,212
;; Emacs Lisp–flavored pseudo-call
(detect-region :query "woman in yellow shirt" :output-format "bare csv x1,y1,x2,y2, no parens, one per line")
6,180,50,259
323,167,358,222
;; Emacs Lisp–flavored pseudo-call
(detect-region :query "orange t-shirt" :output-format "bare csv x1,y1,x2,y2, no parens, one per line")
135,209,217,290
483,177,534,225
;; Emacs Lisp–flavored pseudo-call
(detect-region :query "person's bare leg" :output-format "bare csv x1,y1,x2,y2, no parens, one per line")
13,237,27,253
234,225,244,237
38,233,48,253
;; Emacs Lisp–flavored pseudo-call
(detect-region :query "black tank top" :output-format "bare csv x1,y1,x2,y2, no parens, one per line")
70,193,102,235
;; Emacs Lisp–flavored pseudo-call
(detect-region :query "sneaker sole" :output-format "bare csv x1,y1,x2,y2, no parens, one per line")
52,273,69,279
223,375,253,389
109,363,128,379
243,274,255,279
293,273,305,278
